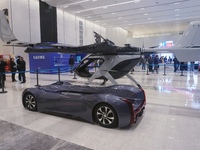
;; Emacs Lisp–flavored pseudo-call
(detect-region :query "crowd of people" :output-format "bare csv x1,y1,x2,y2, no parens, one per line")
0,55,26,88
140,55,197,73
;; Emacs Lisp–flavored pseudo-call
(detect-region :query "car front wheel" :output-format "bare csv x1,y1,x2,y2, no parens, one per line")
23,93,37,111
94,104,118,128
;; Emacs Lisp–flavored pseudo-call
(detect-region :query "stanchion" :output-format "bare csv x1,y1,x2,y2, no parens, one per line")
146,64,149,75
180,69,184,76
0,73,7,94
35,69,40,86
163,64,166,75
58,67,61,82
180,63,184,76
73,71,77,79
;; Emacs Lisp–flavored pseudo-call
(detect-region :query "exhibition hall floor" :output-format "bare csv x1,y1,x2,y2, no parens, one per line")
0,68,200,150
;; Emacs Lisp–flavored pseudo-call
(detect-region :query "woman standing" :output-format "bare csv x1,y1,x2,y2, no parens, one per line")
10,58,17,82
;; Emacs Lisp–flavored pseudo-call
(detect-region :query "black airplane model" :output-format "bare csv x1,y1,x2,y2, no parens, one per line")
0,10,200,86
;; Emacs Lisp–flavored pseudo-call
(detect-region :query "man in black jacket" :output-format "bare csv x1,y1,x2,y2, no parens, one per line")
18,57,26,83
69,55,74,73
0,56,7,87
10,58,17,82
153,55,159,74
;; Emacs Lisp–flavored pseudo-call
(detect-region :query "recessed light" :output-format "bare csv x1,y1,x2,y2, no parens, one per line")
135,0,141,3
174,2,180,5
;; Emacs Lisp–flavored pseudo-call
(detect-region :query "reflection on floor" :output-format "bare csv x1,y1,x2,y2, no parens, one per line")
0,120,90,150
0,68,200,150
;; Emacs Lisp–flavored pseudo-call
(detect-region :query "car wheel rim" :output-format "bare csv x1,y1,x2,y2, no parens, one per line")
97,106,114,125
25,95,36,110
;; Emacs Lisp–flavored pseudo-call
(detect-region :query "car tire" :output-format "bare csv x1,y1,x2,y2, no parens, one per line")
138,109,144,117
94,103,118,128
23,93,37,111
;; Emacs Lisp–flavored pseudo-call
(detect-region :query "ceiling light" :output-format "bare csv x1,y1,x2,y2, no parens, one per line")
147,18,151,19
124,21,128,22
175,14,180,16
118,17,122,19
144,13,148,15
128,24,132,25
174,2,180,5
135,0,141,3
175,18,180,20
111,13,116,15
75,0,142,13
140,8,145,10
62,0,90,8
175,9,180,11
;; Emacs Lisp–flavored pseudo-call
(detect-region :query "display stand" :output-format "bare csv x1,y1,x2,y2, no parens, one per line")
35,70,40,86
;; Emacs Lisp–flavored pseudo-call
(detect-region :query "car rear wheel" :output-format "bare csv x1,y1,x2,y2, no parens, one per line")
94,104,118,128
23,93,37,111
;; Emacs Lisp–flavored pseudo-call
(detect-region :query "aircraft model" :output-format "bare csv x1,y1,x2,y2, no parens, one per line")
0,10,143,86
0,10,200,85
145,21,200,62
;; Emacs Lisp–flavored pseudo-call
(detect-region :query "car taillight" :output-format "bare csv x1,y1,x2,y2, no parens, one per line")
120,98,135,124
141,89,146,105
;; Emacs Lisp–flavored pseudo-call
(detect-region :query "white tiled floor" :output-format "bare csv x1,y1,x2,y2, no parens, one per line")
0,67,200,150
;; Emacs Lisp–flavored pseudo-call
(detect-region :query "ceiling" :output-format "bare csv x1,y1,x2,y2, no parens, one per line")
42,0,200,37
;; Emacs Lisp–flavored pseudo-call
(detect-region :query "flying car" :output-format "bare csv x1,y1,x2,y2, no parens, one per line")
22,81,146,128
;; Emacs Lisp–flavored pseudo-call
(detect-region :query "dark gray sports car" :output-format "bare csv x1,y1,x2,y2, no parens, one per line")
22,81,146,128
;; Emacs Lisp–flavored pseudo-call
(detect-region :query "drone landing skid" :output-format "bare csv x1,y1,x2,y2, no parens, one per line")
86,70,142,88
86,70,118,85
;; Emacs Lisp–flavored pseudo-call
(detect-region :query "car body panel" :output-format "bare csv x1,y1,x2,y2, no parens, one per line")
22,81,146,128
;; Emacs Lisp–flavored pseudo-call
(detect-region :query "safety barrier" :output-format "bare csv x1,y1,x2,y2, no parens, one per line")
0,66,75,93
144,63,199,76
0,63,199,94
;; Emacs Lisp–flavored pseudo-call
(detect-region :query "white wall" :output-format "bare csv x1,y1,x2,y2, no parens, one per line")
106,27,128,46
8,0,40,69
127,34,181,48
57,8,107,46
